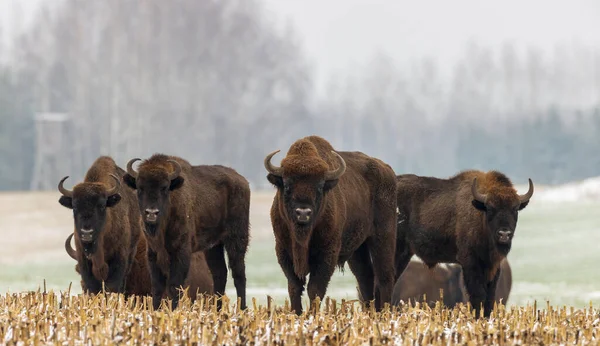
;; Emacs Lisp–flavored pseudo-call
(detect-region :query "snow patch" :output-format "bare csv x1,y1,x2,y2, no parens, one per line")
526,177,600,203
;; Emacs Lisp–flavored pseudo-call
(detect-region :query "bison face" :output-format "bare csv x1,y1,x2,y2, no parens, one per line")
123,158,183,235
471,178,534,251
264,150,346,242
58,175,121,258
280,177,337,226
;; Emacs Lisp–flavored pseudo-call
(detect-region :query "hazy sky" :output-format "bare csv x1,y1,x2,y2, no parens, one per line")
2,0,599,90
261,0,600,92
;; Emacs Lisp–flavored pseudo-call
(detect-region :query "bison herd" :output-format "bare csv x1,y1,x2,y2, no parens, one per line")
57,135,532,318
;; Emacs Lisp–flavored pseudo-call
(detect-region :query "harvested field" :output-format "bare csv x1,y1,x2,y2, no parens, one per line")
0,290,598,345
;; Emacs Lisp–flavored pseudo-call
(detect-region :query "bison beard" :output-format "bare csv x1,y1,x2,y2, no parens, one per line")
57,156,142,295
394,170,532,318
123,154,250,311
265,135,397,314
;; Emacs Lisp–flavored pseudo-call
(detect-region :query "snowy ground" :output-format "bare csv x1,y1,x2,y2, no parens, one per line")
1,179,599,308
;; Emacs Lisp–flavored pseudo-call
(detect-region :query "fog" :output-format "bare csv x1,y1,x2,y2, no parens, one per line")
0,0,599,191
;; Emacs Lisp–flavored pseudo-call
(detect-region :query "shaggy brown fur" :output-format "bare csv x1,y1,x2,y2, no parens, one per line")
69,234,214,299
58,156,142,294
123,154,250,310
391,258,512,308
395,171,532,317
265,135,397,314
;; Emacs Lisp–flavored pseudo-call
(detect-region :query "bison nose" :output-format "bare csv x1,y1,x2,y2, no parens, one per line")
497,228,512,243
295,208,312,223
144,208,159,222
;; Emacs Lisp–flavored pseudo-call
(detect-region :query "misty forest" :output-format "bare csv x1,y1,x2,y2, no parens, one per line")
1,0,600,192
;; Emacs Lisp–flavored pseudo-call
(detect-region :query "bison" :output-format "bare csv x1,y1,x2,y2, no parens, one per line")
57,156,142,294
394,171,532,317
66,233,214,299
391,257,512,308
264,135,397,314
123,154,250,310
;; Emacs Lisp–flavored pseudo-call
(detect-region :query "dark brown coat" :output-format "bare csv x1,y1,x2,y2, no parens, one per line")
265,135,397,314
58,156,141,294
68,234,214,299
123,154,250,310
395,171,532,317
391,258,512,308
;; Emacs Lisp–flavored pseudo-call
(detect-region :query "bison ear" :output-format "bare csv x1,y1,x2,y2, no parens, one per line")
123,174,137,189
267,174,283,189
58,196,73,209
106,194,122,208
169,176,184,191
518,200,529,210
323,179,339,192
472,200,487,211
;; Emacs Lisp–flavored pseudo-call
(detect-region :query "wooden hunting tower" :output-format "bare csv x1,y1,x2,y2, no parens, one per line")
30,112,74,191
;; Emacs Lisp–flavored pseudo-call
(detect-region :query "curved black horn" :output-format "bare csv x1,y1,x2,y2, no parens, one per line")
106,174,121,195
64,233,77,260
167,160,182,181
519,178,534,203
324,151,347,181
471,178,487,203
126,158,141,179
58,176,73,197
264,150,283,176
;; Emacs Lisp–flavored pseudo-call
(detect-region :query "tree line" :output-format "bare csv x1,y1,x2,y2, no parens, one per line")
0,0,598,191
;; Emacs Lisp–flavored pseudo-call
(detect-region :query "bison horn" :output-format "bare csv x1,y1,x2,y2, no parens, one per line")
264,150,284,177
471,178,487,203
65,233,77,260
519,178,534,203
324,151,347,181
167,160,182,181
106,174,121,196
58,176,73,197
126,158,141,179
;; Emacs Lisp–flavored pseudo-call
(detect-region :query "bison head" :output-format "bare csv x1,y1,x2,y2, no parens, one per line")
58,174,121,258
123,157,183,235
471,177,534,252
264,142,346,242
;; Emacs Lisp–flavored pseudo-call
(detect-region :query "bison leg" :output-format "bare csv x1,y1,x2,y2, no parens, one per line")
347,242,375,306
462,265,489,318
148,248,167,310
80,261,102,294
167,247,191,310
394,221,414,281
205,243,228,310
367,236,395,311
104,256,127,293
306,252,337,313
485,268,501,313
275,244,305,315
224,234,248,310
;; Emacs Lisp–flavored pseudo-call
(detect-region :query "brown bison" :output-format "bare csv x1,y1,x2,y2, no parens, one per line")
264,135,397,314
395,171,532,317
66,234,214,299
57,156,142,294
123,154,250,310
391,258,512,308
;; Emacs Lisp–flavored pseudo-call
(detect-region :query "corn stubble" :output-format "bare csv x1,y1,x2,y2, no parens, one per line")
0,288,598,345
